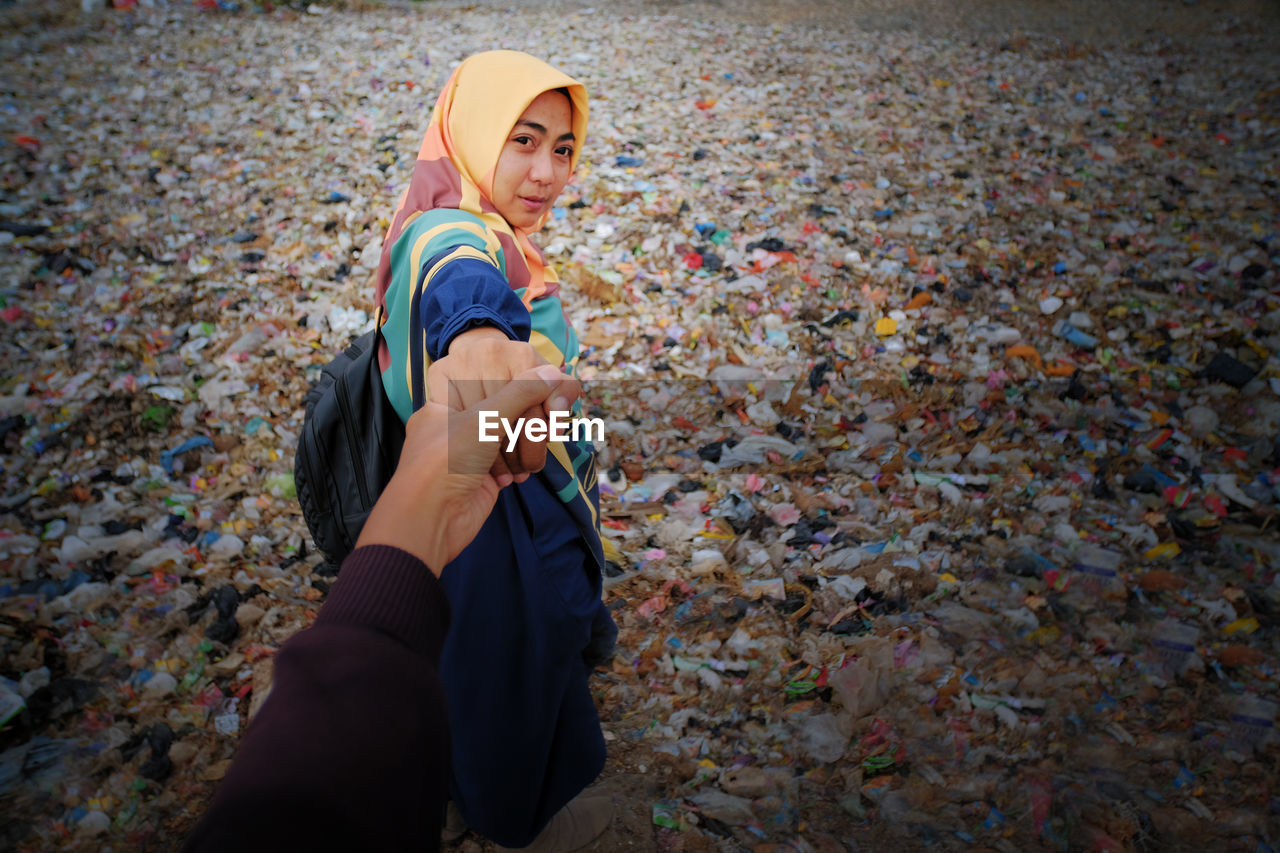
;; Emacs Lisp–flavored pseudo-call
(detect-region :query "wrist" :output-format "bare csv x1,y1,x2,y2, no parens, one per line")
419,518,451,578
447,325,508,355
355,488,451,578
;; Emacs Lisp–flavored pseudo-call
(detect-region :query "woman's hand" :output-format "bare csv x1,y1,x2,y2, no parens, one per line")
357,364,581,575
427,327,557,481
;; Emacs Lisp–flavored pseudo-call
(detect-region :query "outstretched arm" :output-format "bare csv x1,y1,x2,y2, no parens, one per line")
185,365,580,852
417,251,555,481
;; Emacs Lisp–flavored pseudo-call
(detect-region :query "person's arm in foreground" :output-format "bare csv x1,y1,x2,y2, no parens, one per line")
184,364,578,853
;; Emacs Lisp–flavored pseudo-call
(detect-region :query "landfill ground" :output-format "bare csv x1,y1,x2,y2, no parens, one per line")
2,0,1280,850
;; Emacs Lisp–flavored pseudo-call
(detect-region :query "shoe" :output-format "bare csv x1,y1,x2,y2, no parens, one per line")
441,800,467,844
495,791,613,853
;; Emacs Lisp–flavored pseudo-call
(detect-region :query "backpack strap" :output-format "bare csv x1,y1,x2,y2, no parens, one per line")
407,282,426,413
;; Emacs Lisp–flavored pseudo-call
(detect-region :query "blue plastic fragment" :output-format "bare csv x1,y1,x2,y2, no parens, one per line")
160,436,214,474
1021,548,1059,574
60,570,89,597
1133,463,1177,490
1055,321,1098,348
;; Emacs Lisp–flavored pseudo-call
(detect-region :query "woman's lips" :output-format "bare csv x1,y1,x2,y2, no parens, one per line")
518,195,546,212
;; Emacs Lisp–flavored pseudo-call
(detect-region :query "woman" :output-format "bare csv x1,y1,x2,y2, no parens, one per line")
372,51,616,850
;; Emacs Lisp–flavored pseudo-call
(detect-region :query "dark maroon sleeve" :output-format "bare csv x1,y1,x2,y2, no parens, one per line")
184,545,450,852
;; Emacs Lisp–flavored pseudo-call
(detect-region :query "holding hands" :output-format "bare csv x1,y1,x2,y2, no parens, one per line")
358,361,581,575
427,327,571,482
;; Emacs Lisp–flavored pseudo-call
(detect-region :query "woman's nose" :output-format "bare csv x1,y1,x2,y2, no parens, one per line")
529,148,554,184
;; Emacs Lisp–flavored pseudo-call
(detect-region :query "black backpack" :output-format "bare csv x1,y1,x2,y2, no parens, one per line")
294,319,405,574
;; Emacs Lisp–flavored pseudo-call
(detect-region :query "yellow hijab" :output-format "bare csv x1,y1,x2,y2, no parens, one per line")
374,50,588,311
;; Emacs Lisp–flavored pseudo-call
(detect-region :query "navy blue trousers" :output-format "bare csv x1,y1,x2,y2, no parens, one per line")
437,477,611,847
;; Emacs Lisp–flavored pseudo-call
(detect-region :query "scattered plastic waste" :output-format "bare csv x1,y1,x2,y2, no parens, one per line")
1150,619,1201,680
0,1,1276,851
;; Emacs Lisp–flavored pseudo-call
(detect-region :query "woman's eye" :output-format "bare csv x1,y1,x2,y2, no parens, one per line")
556,146,574,158
512,135,534,146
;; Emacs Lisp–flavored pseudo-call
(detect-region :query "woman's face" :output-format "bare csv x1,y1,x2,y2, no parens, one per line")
491,89,575,231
